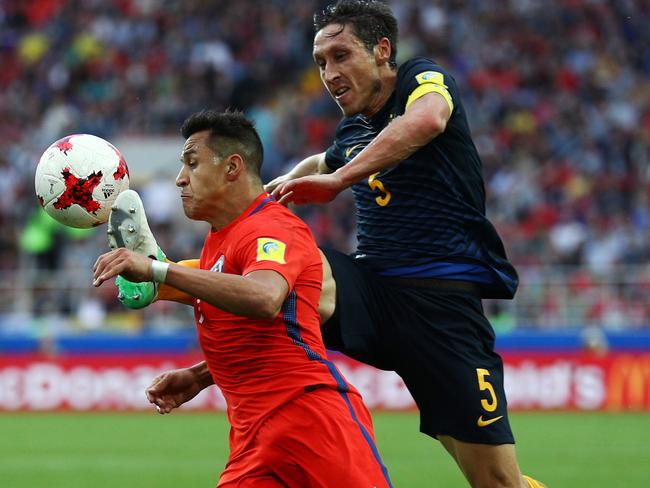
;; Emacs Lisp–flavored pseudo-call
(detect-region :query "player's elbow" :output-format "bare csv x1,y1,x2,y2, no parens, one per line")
249,293,283,320
406,114,446,146
406,97,448,140
253,304,282,321
423,113,447,138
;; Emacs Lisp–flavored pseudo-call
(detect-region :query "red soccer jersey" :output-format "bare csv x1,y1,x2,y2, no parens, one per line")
195,193,355,455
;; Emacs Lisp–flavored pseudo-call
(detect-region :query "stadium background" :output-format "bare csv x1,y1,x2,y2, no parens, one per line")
1,0,649,486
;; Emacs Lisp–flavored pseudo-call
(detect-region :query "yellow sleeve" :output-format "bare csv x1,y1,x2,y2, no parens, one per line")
405,70,454,114
157,259,200,304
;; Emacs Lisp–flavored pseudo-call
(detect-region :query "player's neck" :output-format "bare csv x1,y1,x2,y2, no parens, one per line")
208,182,264,231
362,69,397,118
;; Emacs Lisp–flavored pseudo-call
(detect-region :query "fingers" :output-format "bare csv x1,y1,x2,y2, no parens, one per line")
145,373,168,401
92,250,125,287
150,399,173,415
145,373,179,415
146,373,174,414
273,180,298,202
276,191,294,206
154,402,173,415
270,183,284,200
264,175,288,194
93,248,152,287
263,180,278,193
92,254,113,287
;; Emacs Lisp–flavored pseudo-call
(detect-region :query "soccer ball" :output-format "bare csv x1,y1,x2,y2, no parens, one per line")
35,134,130,228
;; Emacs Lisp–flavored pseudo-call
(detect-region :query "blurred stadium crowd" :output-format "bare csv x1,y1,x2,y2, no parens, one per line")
2,0,650,334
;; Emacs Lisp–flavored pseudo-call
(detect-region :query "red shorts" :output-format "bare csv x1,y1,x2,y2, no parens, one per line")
217,387,392,487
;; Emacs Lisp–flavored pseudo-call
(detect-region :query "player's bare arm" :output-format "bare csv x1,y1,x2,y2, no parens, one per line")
337,92,450,185
154,252,336,323
166,265,289,319
93,248,289,320
275,92,450,204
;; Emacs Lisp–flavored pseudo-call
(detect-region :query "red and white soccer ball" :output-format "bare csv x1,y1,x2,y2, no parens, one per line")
35,134,130,228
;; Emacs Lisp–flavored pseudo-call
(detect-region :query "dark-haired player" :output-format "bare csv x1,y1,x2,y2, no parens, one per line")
93,110,392,488
269,1,545,487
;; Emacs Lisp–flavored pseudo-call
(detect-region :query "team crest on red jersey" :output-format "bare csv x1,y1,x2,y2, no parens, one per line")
210,255,225,273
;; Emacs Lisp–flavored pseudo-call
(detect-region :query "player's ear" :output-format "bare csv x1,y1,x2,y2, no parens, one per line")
225,154,244,181
374,37,391,66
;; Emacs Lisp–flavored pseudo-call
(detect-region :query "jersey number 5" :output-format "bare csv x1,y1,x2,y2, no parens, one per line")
368,172,391,206
476,368,498,412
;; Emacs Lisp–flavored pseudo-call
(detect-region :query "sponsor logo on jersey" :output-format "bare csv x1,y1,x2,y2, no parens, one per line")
345,143,363,159
210,255,225,273
256,238,286,264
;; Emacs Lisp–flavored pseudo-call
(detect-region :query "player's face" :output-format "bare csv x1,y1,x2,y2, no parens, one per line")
313,23,383,117
176,131,228,221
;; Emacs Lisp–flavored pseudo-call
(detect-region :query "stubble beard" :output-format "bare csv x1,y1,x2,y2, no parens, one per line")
339,78,383,117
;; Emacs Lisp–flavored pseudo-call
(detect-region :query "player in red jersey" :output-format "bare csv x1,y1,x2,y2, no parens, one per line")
92,110,392,488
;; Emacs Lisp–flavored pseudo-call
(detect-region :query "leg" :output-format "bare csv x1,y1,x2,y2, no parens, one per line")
216,446,288,488
317,247,392,369
386,288,543,487
255,388,393,488
438,435,526,488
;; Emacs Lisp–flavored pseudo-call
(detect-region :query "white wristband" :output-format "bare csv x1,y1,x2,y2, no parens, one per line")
151,260,169,283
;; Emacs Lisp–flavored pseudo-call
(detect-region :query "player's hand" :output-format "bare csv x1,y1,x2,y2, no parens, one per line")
264,173,296,206
92,248,153,287
272,173,345,205
145,368,205,414
264,173,291,194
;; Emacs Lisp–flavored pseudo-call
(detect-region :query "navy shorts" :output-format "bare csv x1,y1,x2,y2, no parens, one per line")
320,247,515,445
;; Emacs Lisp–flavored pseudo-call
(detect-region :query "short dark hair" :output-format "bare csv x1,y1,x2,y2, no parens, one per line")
314,0,398,69
180,109,263,177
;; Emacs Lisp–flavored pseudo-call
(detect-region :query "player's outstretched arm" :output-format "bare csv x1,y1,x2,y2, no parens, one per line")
264,152,329,204
275,92,450,205
146,361,214,414
93,248,289,320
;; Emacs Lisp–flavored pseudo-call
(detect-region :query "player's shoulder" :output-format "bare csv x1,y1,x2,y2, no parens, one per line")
398,56,446,74
245,200,310,234
243,201,319,261
397,56,451,83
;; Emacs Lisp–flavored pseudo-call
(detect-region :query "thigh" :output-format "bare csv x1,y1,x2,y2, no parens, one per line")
319,247,393,370
389,289,515,445
217,454,286,488
256,388,393,488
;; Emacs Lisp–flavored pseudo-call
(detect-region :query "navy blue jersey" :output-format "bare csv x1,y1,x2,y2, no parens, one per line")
324,57,517,299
